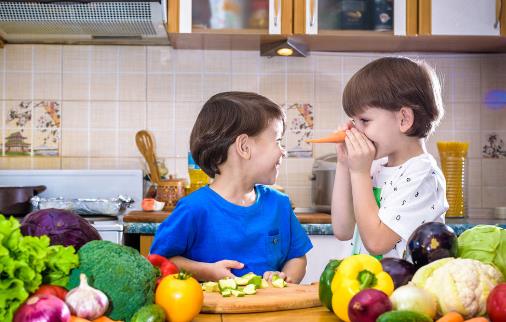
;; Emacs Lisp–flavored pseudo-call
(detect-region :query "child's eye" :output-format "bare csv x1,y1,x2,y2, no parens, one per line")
360,119,369,123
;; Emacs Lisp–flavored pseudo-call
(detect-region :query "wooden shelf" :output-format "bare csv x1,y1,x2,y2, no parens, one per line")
169,32,506,53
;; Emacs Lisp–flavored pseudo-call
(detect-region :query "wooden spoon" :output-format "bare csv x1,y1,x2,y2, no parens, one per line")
135,130,161,184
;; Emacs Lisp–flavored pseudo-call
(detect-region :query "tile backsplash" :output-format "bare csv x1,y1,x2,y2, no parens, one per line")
1,44,505,215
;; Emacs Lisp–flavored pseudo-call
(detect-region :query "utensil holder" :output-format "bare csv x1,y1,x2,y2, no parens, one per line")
155,179,186,210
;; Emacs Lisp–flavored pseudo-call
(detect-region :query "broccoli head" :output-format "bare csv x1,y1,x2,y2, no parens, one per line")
67,240,159,321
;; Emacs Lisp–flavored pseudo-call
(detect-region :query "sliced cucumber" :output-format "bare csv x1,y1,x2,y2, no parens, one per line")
218,277,237,291
243,284,257,295
231,289,245,297
202,281,219,292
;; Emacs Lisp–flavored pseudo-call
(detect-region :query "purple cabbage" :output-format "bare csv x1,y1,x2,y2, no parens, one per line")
20,208,101,250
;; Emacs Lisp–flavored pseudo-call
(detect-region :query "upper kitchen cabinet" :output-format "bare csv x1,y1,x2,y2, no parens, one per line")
418,0,506,36
167,0,293,34
293,0,417,36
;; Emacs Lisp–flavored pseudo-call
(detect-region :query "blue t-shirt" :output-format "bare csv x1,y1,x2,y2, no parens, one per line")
150,185,313,277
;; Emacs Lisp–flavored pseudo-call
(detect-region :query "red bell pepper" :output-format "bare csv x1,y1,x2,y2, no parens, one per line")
147,254,179,282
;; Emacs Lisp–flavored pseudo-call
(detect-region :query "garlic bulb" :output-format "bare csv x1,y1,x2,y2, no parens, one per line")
65,274,109,320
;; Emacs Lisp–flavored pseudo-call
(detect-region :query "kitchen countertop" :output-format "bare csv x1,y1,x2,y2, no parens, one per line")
123,210,506,236
194,306,335,321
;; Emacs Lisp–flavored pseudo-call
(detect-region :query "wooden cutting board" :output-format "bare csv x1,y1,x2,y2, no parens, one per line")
201,283,321,314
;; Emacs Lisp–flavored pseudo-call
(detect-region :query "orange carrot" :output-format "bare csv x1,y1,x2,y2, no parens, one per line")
92,317,123,322
305,131,346,143
436,312,464,322
463,318,489,322
70,317,91,322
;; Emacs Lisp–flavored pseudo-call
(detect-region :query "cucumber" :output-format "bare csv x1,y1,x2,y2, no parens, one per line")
271,274,287,288
218,277,237,291
131,304,166,322
243,284,257,295
202,281,219,292
221,289,232,297
231,289,245,297
377,310,433,322
234,277,249,285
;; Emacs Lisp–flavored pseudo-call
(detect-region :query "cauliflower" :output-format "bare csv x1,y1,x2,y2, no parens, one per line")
67,240,159,322
411,257,504,318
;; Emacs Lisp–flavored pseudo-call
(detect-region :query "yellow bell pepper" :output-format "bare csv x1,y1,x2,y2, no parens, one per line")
331,254,394,322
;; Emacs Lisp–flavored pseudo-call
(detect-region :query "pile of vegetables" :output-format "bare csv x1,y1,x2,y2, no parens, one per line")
318,222,506,322
201,272,284,298
0,214,79,322
67,240,159,321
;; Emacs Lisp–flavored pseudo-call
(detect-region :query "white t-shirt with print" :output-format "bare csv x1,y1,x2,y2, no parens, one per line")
350,153,449,259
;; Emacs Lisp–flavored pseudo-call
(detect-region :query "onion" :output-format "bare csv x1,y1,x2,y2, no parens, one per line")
14,294,70,322
348,289,392,322
389,283,437,319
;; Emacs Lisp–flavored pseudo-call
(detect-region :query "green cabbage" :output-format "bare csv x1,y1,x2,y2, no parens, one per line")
457,225,506,278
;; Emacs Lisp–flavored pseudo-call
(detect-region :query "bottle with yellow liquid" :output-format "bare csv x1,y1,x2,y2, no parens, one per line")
437,141,469,218
188,152,209,194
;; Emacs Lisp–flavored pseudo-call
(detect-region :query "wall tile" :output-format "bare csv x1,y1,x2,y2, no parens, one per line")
481,105,506,131
147,46,174,73
453,131,481,159
342,56,372,75
89,158,119,169
315,55,341,74
467,186,482,209
175,74,203,102
62,73,90,100
117,129,140,157
91,46,118,73
175,50,203,72
259,74,285,104
119,47,146,73
284,186,312,208
90,102,117,129
287,74,314,103
119,101,146,130
204,50,231,73
150,130,175,157
147,101,173,130
231,51,259,74
34,73,61,100
118,73,146,101
89,130,117,157
468,159,482,186
34,45,62,73
90,73,118,101
482,159,506,186
174,101,202,130
61,129,88,157
203,74,231,101
0,156,32,169
147,74,173,101
61,157,89,169
260,56,286,74
231,74,258,92
5,45,32,72
5,72,32,100
482,186,506,208
315,74,342,103
287,56,315,74
62,101,89,129
63,46,91,73
33,157,61,169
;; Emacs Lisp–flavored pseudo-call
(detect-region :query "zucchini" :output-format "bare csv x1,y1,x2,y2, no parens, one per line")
377,310,433,322
131,304,166,322
202,281,219,292
220,289,232,297
243,284,257,295
231,289,245,297
271,274,287,288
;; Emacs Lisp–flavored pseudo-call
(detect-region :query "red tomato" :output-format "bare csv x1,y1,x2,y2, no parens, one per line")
33,285,68,301
487,283,506,322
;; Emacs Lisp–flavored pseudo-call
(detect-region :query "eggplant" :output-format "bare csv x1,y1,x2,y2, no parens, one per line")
380,257,417,289
407,222,458,269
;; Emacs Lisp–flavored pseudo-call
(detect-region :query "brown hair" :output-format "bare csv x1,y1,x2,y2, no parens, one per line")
190,91,285,178
342,56,443,137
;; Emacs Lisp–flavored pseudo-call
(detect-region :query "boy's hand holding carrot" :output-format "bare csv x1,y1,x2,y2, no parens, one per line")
345,128,376,174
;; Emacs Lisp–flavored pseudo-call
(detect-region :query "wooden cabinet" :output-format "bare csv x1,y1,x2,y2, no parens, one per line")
293,0,417,36
168,0,292,34
418,0,506,36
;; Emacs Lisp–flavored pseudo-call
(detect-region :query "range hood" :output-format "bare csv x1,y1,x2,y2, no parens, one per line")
0,0,169,45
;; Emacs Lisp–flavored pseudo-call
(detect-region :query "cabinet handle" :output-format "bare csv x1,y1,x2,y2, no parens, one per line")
274,0,280,26
309,0,315,27
495,0,502,28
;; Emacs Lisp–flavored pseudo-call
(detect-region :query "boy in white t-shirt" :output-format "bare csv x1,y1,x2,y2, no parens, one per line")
331,57,449,259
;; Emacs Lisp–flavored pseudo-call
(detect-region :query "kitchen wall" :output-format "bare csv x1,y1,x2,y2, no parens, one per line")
0,45,505,216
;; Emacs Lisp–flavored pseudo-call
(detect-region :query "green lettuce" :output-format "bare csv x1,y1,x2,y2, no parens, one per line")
0,215,79,321
457,224,506,278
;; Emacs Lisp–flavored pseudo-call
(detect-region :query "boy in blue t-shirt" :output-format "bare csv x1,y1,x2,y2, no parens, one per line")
150,92,312,283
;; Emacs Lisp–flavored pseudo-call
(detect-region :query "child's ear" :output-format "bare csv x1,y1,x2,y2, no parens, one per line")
398,107,414,133
235,134,251,159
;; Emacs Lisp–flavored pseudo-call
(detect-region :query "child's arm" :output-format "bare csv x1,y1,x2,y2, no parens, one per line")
331,122,356,240
346,128,401,254
170,256,244,282
263,255,307,284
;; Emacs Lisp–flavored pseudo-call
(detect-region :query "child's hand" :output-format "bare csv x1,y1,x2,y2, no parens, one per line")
345,128,376,174
207,260,244,281
263,271,292,283
335,121,354,167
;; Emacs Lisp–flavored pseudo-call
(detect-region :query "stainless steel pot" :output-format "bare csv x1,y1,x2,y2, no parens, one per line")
0,185,46,216
310,154,336,213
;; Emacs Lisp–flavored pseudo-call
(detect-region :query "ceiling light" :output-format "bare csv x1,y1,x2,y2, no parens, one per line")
260,38,308,57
